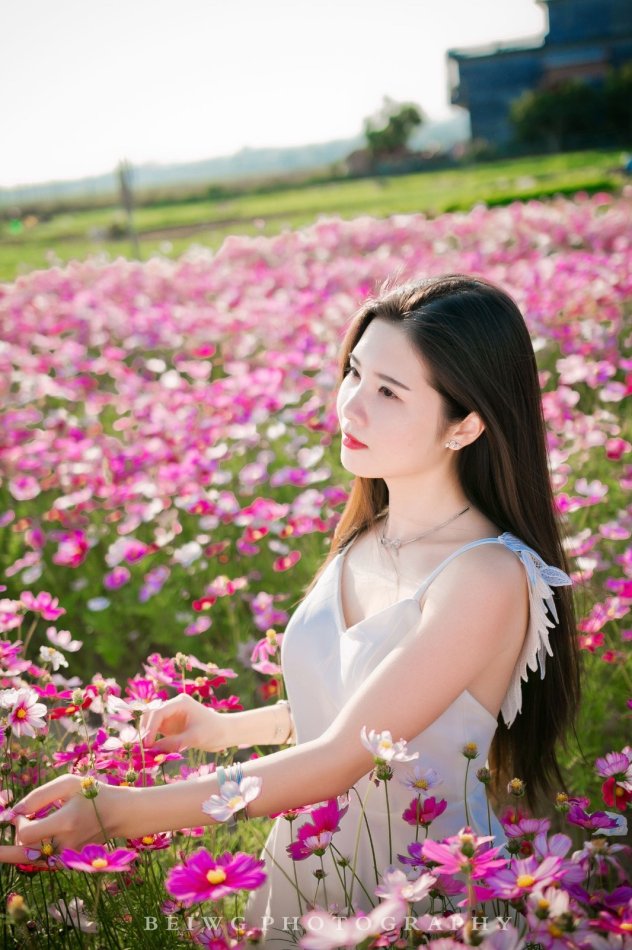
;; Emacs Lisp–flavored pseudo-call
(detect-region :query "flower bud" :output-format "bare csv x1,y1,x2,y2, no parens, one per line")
7,894,29,923
462,742,479,760
80,775,99,799
476,766,491,784
507,777,526,797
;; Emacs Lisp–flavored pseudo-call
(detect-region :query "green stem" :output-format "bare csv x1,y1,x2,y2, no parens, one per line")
346,781,375,912
384,779,392,866
464,759,472,828
319,854,329,911
21,618,38,655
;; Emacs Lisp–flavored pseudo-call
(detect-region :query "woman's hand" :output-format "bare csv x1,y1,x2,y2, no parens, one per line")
139,692,229,754
0,774,131,866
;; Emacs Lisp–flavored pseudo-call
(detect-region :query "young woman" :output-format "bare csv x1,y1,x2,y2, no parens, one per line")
1,275,581,943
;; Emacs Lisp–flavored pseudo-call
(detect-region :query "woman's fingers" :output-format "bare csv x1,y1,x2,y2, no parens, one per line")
0,844,50,866
14,809,69,848
148,733,188,753
12,774,77,820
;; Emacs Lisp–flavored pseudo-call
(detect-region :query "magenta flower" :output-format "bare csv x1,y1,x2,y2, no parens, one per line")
566,802,620,832
421,827,507,879
60,844,138,873
20,590,66,621
103,567,131,590
402,795,448,828
286,797,349,860
486,855,563,899
503,817,550,838
165,848,265,906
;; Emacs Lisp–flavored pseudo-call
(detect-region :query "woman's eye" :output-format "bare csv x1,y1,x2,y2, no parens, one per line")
345,365,359,378
379,386,397,399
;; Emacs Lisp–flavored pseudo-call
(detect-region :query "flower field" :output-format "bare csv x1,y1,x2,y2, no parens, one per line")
0,193,631,946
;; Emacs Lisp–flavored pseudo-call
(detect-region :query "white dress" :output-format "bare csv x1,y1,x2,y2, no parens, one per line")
244,532,572,946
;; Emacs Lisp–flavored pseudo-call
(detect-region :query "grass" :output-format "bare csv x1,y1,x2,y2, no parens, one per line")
0,148,626,282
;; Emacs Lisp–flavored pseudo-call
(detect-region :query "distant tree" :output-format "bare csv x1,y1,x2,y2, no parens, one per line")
363,97,424,161
510,65,632,151
510,79,600,152
603,63,632,142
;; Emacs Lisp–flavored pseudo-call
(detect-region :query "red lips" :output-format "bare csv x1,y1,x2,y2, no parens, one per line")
342,432,368,449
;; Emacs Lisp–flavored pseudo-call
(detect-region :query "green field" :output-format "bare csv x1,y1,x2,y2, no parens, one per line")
0,148,625,282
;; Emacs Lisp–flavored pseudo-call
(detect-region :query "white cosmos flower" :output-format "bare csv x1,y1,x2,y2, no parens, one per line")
201,777,262,822
375,866,437,903
38,645,69,670
360,727,419,764
7,687,47,738
399,764,442,792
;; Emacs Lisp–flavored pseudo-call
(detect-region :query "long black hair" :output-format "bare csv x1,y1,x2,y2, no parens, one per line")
311,274,581,812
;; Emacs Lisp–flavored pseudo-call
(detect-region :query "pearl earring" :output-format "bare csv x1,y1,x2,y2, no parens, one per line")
445,439,461,450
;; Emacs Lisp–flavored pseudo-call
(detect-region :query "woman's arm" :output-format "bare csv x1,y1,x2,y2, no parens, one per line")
3,544,526,860
139,693,295,753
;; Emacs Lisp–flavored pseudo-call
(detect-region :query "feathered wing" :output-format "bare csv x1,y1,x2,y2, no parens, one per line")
496,532,573,729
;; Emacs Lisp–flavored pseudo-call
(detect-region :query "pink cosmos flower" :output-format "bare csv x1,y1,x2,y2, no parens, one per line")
287,798,349,860
51,530,89,568
422,828,507,880
20,590,66,620
402,795,448,828
165,848,265,906
60,844,138,873
595,749,632,783
126,833,171,851
300,897,407,950
45,627,83,652
47,897,98,934
272,550,301,571
503,817,551,838
1,687,47,737
486,854,563,899
0,604,23,634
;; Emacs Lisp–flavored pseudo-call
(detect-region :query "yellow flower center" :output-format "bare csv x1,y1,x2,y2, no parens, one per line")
516,874,536,888
91,858,108,869
16,708,27,720
620,923,632,932
81,777,96,790
41,843,54,857
141,836,155,845
228,796,243,810
548,925,563,938
414,779,429,790
206,868,227,885
537,899,550,911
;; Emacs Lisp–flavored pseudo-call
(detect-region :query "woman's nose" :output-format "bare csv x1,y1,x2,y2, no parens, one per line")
339,384,366,425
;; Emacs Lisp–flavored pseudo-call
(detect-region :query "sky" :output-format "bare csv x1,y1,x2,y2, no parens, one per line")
0,0,547,187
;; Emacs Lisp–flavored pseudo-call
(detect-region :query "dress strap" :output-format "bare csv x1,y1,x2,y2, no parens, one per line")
413,536,503,600
413,532,572,729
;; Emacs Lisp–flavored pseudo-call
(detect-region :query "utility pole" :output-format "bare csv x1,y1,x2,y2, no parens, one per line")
117,159,140,259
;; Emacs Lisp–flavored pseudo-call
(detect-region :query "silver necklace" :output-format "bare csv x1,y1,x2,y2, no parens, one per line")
380,505,470,555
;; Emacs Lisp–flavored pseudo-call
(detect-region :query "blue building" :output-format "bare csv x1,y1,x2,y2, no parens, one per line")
447,0,632,147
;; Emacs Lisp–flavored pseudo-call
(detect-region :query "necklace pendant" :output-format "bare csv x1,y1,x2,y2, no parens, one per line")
381,536,401,553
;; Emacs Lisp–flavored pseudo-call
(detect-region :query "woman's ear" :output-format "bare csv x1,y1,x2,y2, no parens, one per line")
450,411,485,448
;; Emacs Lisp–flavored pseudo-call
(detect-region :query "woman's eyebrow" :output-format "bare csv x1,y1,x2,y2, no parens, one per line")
348,352,411,391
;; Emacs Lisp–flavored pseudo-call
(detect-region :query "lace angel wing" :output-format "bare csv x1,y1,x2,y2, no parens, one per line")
497,532,572,729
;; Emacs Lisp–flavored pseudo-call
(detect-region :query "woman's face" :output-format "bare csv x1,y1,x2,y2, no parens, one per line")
336,318,450,481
